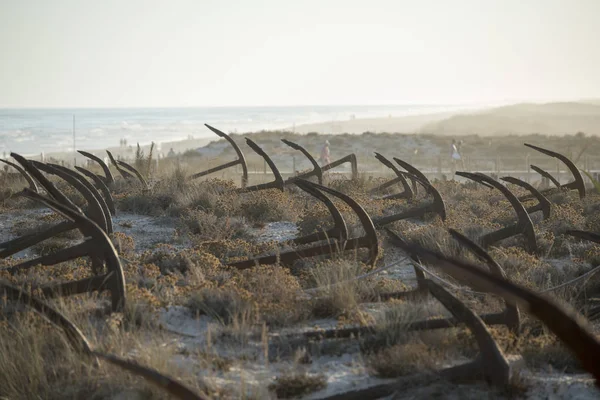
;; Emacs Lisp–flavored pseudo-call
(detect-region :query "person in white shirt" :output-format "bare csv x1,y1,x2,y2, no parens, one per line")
450,139,462,179
320,140,331,167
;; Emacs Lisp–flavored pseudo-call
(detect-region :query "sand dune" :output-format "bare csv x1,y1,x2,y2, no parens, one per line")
293,101,600,137
291,111,460,134
422,102,600,136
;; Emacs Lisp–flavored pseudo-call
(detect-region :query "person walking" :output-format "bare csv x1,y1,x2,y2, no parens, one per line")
457,140,465,169
450,139,462,179
320,140,331,167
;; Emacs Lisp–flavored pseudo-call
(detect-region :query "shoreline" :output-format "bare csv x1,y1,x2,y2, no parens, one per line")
23,100,600,162
33,108,476,162
3,104,488,160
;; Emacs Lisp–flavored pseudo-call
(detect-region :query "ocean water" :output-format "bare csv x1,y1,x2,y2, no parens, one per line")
0,105,456,156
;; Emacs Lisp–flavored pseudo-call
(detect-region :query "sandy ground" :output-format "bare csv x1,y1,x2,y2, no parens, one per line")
31,136,215,164
290,111,459,135
2,208,599,398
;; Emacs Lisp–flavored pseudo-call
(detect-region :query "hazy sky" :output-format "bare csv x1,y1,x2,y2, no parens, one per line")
1,0,599,108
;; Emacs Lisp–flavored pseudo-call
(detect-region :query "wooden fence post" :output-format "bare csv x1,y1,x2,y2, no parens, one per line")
525,154,530,183
585,156,590,173
495,156,501,176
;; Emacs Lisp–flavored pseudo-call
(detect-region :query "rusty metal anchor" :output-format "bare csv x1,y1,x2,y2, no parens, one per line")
0,158,39,192
30,160,111,234
237,138,284,193
282,258,513,395
382,228,520,332
1,285,204,399
44,162,114,228
530,164,562,189
106,150,136,181
291,181,348,246
75,166,117,216
323,154,358,180
3,155,108,274
281,139,322,185
295,153,359,181
447,229,521,333
371,156,440,200
309,275,514,400
424,279,512,387
370,153,413,200
523,143,586,199
91,352,207,400
372,173,446,227
227,179,378,269
11,153,81,212
1,280,94,352
4,188,127,312
115,159,149,190
78,150,115,185
393,157,431,185
188,124,249,188
286,228,521,342
565,229,600,244
501,176,551,220
456,172,538,253
395,238,600,387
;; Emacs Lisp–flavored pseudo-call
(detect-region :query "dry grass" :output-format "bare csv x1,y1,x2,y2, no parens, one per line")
365,299,451,350
31,236,71,256
180,210,248,241
239,189,301,226
268,371,327,399
187,287,255,325
3,138,600,398
0,305,209,400
308,259,375,318
366,341,440,378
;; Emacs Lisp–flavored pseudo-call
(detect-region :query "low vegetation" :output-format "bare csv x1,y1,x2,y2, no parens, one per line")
1,131,600,398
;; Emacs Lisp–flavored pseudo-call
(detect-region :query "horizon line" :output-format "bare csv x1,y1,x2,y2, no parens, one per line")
0,102,483,110
1,97,598,110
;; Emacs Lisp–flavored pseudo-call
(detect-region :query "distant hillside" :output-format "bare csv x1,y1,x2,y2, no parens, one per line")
421,102,600,136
